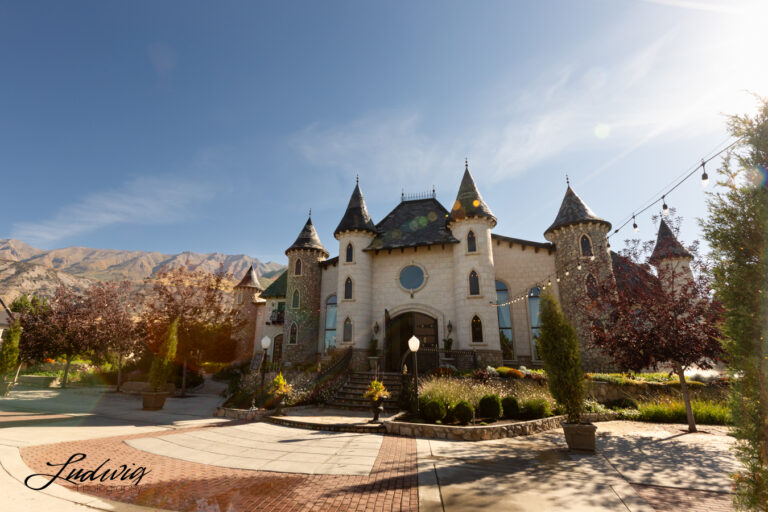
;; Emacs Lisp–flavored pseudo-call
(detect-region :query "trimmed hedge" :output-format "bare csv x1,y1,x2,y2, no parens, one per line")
423,399,447,423
502,396,520,419
478,394,503,420
520,398,551,420
453,400,474,424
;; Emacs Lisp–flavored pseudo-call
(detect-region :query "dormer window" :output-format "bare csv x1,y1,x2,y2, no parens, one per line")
467,231,477,253
295,259,302,276
580,235,593,257
346,243,354,262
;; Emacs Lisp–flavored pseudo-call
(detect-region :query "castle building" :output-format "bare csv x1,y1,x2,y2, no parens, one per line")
236,163,693,372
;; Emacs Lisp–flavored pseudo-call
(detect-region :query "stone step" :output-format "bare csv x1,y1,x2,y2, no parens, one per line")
334,391,401,400
342,382,402,390
325,401,400,412
265,415,386,434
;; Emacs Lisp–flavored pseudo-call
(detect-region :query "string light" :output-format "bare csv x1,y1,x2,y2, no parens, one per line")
662,195,669,216
633,215,638,233
701,160,709,188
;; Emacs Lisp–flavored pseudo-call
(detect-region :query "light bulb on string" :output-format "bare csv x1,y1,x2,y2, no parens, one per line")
662,195,669,216
577,264,582,271
701,160,709,188
590,255,595,261
565,270,569,276
556,277,560,283
633,215,638,233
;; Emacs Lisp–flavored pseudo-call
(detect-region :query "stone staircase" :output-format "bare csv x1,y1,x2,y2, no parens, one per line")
326,372,403,411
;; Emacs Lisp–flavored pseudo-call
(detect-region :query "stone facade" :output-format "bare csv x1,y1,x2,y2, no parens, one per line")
284,248,326,365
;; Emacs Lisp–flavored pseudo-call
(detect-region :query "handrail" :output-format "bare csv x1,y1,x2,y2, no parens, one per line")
306,347,353,404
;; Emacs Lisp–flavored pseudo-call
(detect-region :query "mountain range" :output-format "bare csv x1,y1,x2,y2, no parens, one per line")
0,238,284,304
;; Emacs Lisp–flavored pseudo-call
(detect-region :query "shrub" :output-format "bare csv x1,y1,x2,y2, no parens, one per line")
521,398,551,420
148,318,178,392
444,404,456,424
453,400,474,424
430,366,456,378
472,368,490,382
423,399,447,423
363,380,390,401
478,394,503,420
501,396,520,419
638,400,731,425
536,294,584,423
497,367,525,379
0,321,21,381
604,397,640,410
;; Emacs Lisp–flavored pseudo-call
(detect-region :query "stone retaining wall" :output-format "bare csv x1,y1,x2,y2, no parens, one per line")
213,407,272,421
384,412,616,441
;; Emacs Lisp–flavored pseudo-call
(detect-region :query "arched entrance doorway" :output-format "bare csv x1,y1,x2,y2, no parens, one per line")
385,311,438,372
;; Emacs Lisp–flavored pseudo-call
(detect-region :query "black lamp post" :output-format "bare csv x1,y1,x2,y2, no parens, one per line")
408,335,420,414
260,335,271,404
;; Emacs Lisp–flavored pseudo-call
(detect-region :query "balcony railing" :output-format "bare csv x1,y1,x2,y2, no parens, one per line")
268,311,284,324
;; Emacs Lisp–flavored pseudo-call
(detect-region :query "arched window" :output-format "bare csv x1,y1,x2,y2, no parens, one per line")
345,243,354,262
344,277,353,299
469,270,480,296
467,231,477,253
292,290,300,309
237,291,243,305
471,315,483,343
343,317,352,342
496,281,514,359
294,258,302,276
324,295,337,350
586,274,598,299
289,323,298,345
528,287,542,359
580,235,593,257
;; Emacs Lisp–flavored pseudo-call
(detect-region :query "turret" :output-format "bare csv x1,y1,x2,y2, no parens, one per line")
544,182,614,370
334,178,377,355
447,161,500,360
233,265,265,362
650,219,694,293
284,214,328,365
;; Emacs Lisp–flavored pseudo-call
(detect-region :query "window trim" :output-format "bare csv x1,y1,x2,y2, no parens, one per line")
289,323,298,345
467,230,477,253
471,315,483,343
495,279,515,359
344,277,353,300
345,243,354,263
468,270,481,296
324,294,337,350
342,317,353,343
292,289,300,309
396,262,428,294
579,233,594,258
294,258,302,276
528,286,542,360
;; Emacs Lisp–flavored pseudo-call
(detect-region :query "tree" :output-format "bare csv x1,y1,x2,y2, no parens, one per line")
11,294,52,365
87,281,138,392
47,286,94,388
149,318,178,392
701,95,768,510
140,265,239,395
537,293,585,424
581,237,723,433
0,320,21,382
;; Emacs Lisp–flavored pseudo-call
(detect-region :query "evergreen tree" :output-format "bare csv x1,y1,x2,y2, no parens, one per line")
702,96,768,511
149,318,179,393
537,292,585,423
0,320,21,382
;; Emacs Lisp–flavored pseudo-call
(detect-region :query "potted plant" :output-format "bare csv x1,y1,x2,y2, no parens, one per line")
368,337,380,371
441,337,454,364
269,372,292,415
536,293,596,452
0,321,21,397
143,318,178,410
363,379,390,423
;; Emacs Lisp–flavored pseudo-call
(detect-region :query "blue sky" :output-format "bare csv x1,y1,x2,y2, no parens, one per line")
1,0,765,264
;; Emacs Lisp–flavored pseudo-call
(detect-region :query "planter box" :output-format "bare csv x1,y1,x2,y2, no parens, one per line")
18,375,60,388
142,392,169,410
563,422,598,452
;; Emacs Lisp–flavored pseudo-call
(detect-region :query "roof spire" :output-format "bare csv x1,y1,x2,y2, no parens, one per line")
545,185,611,236
334,179,376,238
465,158,469,171
308,208,312,217
449,161,497,226
649,219,693,265
356,173,359,185
566,174,570,186
287,215,329,257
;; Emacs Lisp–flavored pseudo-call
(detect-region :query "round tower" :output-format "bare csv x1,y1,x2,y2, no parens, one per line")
334,178,377,369
544,183,614,370
447,161,501,367
649,218,694,293
284,215,328,366
232,265,264,362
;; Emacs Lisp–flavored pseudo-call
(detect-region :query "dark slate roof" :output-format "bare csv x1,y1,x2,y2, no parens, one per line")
334,183,376,237
235,265,263,290
611,251,659,296
319,256,339,269
261,270,287,298
448,165,496,226
545,186,611,235
649,219,692,265
491,233,554,251
286,217,329,257
365,198,459,251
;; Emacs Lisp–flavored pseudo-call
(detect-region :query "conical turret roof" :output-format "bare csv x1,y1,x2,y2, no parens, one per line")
286,216,329,257
649,219,692,265
448,162,496,226
334,181,376,238
545,186,611,235
235,265,262,290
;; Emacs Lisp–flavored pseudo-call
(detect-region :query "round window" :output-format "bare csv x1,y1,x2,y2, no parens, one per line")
399,265,425,290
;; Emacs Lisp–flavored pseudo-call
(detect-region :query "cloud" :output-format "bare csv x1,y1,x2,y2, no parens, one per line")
11,176,214,245
639,0,743,14
147,43,178,81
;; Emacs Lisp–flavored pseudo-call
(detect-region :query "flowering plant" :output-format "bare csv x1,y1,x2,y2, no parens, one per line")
270,372,292,396
363,380,390,401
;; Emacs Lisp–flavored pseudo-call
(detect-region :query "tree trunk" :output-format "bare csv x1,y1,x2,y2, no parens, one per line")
61,355,72,389
181,358,187,397
13,362,22,384
116,353,123,392
675,361,696,433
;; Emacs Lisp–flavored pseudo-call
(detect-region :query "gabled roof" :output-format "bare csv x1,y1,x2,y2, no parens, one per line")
649,219,692,265
365,198,459,251
545,186,611,235
611,251,658,296
235,265,263,290
334,182,376,238
261,270,287,298
448,163,496,226
286,216,329,257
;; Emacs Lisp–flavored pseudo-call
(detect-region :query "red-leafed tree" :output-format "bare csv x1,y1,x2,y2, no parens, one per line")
140,265,238,395
87,281,138,391
581,224,724,432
